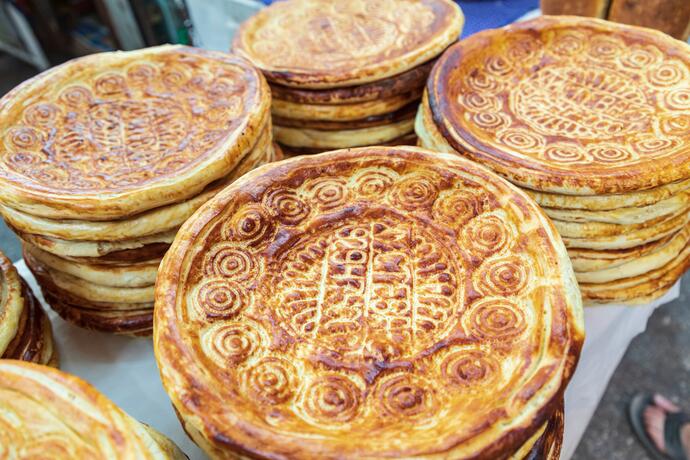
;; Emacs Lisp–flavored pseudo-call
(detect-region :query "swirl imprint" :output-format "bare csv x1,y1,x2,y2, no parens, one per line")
263,189,310,225
204,243,257,281
459,92,500,112
162,66,189,87
498,128,543,151
587,144,633,163
660,114,690,136
200,321,263,365
195,278,250,319
388,173,439,210
377,373,434,418
126,64,158,87
506,36,541,63
464,298,526,340
58,86,93,108
440,348,499,387
94,73,126,96
484,55,513,77
588,35,623,60
462,214,510,257
648,62,686,87
621,44,661,69
475,256,529,296
543,144,588,164
5,151,45,174
634,136,676,154
432,188,481,228
222,204,274,247
664,88,690,111
7,127,41,150
301,375,361,424
305,177,348,210
466,70,501,94
353,168,397,197
245,357,296,404
23,103,59,127
550,31,586,57
472,112,509,130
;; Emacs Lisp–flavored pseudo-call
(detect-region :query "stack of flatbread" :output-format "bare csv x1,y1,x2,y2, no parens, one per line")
0,249,56,366
0,360,186,458
233,0,463,156
0,45,273,334
419,16,690,305
154,146,583,459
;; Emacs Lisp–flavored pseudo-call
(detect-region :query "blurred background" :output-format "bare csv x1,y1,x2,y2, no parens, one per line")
1,1,689,459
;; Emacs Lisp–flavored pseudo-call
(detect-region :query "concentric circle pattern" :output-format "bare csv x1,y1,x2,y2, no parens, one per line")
154,147,584,459
0,44,268,217
233,0,462,88
429,16,690,194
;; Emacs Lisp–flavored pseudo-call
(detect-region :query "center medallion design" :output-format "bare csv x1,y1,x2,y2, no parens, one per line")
273,213,462,362
512,66,651,138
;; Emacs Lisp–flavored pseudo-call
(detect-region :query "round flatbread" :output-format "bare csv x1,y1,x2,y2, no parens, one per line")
427,16,690,194
272,90,421,121
154,146,583,459
0,126,274,241
0,45,270,220
233,0,463,88
0,360,185,457
0,250,24,355
574,223,690,283
270,60,435,105
274,118,415,149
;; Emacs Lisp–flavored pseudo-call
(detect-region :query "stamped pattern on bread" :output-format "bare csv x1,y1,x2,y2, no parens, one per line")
2,54,251,192
452,28,688,167
429,17,690,195
155,148,584,458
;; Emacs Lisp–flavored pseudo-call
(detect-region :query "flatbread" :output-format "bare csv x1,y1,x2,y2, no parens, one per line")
0,45,270,220
154,146,583,459
427,16,690,195
0,361,186,457
233,0,463,88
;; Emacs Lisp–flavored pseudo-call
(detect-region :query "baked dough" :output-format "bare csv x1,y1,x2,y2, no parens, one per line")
427,16,690,195
154,146,584,459
233,0,463,88
0,44,270,220
0,360,186,458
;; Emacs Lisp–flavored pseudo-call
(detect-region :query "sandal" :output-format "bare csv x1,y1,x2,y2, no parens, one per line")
629,393,690,460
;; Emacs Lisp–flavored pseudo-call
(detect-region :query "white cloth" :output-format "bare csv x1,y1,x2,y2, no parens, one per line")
14,260,679,460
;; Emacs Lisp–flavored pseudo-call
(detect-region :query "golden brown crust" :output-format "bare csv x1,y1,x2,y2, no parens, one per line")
0,360,185,457
271,90,421,122
46,293,153,336
0,124,274,242
25,243,159,288
25,250,154,335
154,146,583,459
0,249,24,354
278,132,418,156
273,118,415,149
233,0,463,88
272,102,418,131
2,281,57,366
269,59,435,105
580,237,690,305
0,45,270,220
428,16,690,195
